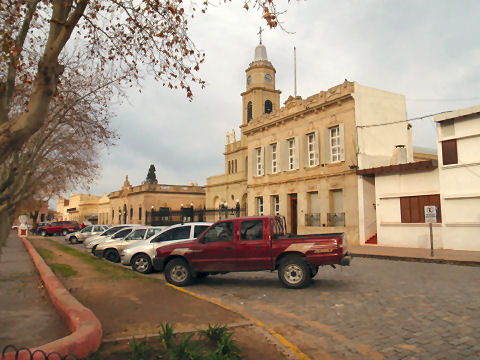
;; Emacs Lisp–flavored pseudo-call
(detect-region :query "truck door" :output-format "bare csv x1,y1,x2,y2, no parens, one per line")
189,221,236,272
235,219,271,270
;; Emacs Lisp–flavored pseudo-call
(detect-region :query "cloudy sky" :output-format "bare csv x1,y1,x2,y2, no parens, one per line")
74,0,480,198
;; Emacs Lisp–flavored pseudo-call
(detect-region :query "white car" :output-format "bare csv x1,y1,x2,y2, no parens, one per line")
84,224,140,249
93,226,166,263
64,225,109,243
121,222,212,274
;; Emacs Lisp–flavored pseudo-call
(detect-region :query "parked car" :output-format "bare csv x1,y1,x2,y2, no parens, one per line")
38,221,80,236
94,226,166,263
83,224,140,249
84,226,141,253
121,222,212,274
154,216,351,289
64,225,109,244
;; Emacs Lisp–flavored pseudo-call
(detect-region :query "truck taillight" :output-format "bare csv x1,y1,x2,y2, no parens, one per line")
337,237,343,249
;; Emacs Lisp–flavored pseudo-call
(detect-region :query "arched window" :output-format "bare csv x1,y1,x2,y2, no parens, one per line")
130,207,133,220
247,101,252,122
112,210,114,221
265,100,272,114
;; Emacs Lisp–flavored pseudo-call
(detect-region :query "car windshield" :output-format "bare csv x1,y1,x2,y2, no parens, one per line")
101,226,126,236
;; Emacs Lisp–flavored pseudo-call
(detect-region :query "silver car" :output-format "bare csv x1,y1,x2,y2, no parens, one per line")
121,222,212,274
93,226,166,263
64,225,109,244
84,224,140,249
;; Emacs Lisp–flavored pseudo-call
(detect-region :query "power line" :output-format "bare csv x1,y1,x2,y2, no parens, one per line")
357,110,450,128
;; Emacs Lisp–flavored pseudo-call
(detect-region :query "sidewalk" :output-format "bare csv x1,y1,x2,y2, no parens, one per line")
350,244,480,266
0,231,69,350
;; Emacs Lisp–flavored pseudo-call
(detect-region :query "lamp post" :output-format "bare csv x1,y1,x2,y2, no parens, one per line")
235,199,240,217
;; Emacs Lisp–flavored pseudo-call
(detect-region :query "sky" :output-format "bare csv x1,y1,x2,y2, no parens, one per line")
72,0,480,198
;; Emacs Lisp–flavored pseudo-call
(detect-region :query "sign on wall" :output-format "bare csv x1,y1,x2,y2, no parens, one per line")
424,205,438,223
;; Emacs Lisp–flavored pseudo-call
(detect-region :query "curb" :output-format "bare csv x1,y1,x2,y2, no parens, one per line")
165,282,310,360
351,252,480,267
3,237,103,360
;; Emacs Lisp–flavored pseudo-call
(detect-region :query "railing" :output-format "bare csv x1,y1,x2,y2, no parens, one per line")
305,213,321,226
327,212,345,227
146,208,246,226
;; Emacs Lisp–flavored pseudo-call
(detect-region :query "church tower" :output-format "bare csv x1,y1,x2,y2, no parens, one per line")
241,37,281,128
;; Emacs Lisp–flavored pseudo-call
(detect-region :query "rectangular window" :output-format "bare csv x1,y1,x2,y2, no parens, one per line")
400,194,442,223
256,197,264,215
234,159,237,173
307,133,318,167
139,207,142,221
271,143,278,173
256,148,262,175
330,126,341,162
442,139,458,165
228,161,231,174
288,138,295,170
271,195,280,215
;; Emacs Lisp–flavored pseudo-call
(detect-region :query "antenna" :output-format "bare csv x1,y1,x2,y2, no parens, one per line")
258,27,263,44
294,46,297,97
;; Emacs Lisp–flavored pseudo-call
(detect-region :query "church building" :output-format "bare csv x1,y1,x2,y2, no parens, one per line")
206,40,413,245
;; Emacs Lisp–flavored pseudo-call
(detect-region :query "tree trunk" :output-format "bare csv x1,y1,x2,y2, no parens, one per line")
0,209,12,255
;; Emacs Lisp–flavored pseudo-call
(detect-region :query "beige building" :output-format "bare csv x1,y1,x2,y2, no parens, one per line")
106,176,206,225
56,193,101,224
206,41,413,244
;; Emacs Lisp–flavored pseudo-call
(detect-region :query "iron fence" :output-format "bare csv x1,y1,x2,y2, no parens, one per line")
145,208,246,226
1,345,75,360
327,212,345,227
304,213,321,226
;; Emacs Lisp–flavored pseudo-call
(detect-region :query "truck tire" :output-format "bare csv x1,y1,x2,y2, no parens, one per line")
62,229,69,236
278,256,312,289
105,249,120,263
164,258,194,287
40,230,47,237
132,254,152,274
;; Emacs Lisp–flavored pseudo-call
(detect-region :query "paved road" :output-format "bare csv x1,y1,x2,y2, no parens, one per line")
55,237,480,359
185,259,479,360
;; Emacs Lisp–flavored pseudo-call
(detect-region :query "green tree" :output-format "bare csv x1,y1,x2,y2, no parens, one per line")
144,165,158,185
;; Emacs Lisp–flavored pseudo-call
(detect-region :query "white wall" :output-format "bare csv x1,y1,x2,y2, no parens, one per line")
353,83,412,169
436,107,480,250
374,168,441,248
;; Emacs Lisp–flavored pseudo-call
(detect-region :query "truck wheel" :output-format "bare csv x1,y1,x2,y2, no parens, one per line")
105,249,120,263
278,256,312,289
40,230,47,237
164,258,193,287
62,229,69,236
132,254,152,274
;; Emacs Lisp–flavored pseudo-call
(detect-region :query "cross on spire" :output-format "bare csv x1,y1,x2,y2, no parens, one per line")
258,26,264,44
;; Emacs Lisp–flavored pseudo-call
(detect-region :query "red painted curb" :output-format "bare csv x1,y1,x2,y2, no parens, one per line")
3,237,103,360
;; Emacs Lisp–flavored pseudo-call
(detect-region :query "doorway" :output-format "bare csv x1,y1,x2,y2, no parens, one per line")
289,193,298,234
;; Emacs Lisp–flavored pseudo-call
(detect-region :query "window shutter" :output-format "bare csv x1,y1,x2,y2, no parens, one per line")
339,123,345,161
302,134,308,168
265,145,272,174
324,129,331,164
251,149,257,176
281,140,288,171
294,136,300,169
260,146,265,175
314,130,320,166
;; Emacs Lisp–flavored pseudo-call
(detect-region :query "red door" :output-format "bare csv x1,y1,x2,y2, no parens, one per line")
189,221,237,272
235,219,271,270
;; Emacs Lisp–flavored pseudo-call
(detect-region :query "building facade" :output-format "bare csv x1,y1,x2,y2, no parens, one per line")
206,42,412,244
56,194,101,223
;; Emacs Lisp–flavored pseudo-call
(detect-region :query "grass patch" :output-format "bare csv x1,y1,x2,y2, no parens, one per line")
45,239,141,280
50,263,78,278
36,247,55,260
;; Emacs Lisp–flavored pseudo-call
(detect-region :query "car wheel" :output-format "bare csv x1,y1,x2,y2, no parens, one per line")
104,249,120,263
278,256,312,289
132,254,152,274
62,229,69,236
164,258,194,287
70,236,78,244
40,230,47,237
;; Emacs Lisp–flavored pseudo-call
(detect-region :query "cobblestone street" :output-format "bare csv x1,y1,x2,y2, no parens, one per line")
183,258,480,360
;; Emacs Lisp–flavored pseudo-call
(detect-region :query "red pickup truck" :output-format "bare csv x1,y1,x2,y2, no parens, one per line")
154,216,351,289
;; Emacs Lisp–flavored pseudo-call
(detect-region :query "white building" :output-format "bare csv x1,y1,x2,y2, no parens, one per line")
434,105,480,251
357,104,480,251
